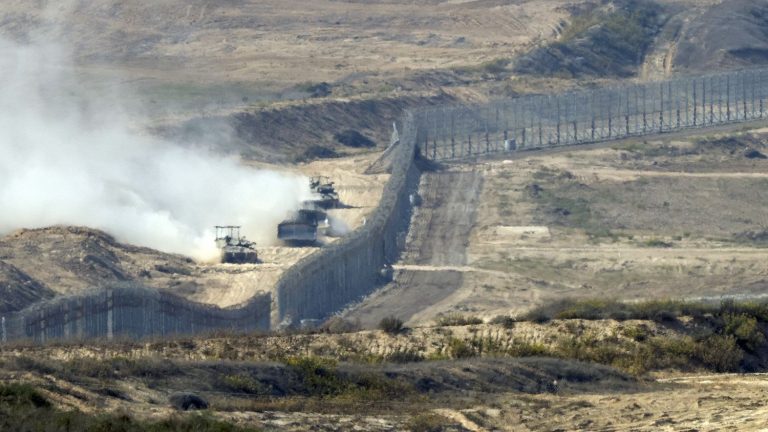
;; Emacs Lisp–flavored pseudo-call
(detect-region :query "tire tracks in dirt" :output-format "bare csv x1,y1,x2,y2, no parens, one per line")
344,168,483,327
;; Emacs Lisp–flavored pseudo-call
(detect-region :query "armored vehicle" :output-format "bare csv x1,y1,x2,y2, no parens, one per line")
215,226,258,264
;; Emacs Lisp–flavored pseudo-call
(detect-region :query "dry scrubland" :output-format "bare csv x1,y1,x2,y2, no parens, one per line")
5,297,768,430
4,0,768,431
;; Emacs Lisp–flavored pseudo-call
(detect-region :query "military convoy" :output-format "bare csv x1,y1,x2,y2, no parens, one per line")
217,176,343,263
277,176,339,245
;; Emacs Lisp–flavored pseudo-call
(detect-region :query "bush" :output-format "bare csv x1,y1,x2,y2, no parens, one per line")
285,357,347,396
0,383,255,432
220,374,264,395
386,349,425,364
490,315,517,328
644,239,673,248
321,316,361,334
407,413,453,432
447,338,476,359
722,313,765,352
696,335,743,372
295,81,332,98
435,313,483,327
0,384,50,409
379,316,406,335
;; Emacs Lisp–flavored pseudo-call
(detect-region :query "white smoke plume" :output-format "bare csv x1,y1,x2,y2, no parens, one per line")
0,38,311,261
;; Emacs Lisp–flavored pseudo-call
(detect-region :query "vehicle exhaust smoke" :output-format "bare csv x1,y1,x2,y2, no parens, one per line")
0,38,311,261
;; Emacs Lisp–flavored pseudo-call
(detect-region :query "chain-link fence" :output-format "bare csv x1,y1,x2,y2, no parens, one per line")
415,68,768,161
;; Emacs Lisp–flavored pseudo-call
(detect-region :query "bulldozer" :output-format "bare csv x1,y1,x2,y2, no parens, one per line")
277,208,328,245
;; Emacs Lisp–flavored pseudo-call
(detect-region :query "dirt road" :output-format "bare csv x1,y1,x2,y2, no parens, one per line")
344,169,483,327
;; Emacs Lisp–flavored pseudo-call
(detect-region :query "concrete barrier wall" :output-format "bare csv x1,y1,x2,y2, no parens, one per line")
3,284,271,343
273,112,420,325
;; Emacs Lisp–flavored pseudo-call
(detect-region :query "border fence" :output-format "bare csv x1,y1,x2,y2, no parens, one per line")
416,68,768,161
272,113,420,326
3,284,271,343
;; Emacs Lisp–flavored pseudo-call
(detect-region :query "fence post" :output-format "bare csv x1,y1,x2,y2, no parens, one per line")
693,79,698,126
709,77,714,124
740,74,748,120
451,112,456,159
556,97,561,145
468,134,472,156
751,71,757,119
107,288,114,340
727,74,731,121
39,310,45,344
659,83,664,132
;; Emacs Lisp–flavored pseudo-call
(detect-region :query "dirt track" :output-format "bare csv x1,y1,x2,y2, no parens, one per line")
344,169,482,327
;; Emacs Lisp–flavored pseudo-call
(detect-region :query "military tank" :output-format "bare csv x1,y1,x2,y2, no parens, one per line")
307,176,340,209
215,226,258,264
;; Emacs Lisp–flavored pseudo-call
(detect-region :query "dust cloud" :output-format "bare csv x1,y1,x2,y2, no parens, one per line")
0,38,311,261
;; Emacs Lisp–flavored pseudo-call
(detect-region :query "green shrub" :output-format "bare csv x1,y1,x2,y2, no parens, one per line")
379,316,406,335
695,335,743,372
0,383,258,432
386,349,425,364
722,313,765,352
436,313,483,327
621,325,649,342
490,315,517,328
508,340,552,357
407,413,453,432
221,374,264,394
447,338,476,359
644,239,673,248
0,384,50,409
285,357,347,396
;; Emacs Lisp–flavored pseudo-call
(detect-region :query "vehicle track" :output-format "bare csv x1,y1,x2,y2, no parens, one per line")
345,169,483,327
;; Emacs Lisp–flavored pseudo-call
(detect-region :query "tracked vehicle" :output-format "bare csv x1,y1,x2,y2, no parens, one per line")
277,208,327,245
307,176,340,209
215,226,258,264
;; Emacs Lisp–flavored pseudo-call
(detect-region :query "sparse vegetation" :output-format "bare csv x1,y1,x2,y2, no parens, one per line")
379,316,406,335
407,413,453,432
644,238,673,248
0,383,258,432
435,313,483,327
515,0,664,78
